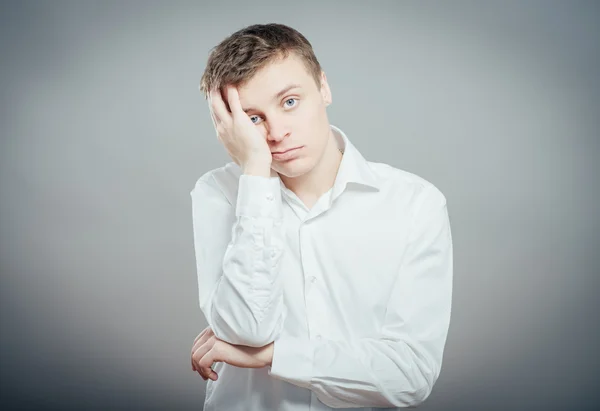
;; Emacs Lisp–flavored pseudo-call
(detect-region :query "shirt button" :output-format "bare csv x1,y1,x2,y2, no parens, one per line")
310,276,317,284
270,249,278,258
316,335,322,340
266,193,274,201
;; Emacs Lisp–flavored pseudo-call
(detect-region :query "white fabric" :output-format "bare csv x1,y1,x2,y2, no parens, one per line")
190,124,453,410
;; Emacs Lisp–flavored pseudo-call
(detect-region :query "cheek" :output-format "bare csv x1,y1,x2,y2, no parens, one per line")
294,100,324,130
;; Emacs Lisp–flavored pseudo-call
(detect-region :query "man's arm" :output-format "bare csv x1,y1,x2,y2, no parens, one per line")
190,173,286,347
268,187,453,408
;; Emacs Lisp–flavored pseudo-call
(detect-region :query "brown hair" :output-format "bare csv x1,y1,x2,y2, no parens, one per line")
199,23,323,99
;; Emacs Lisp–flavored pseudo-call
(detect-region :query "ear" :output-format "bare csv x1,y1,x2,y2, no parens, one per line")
319,71,332,106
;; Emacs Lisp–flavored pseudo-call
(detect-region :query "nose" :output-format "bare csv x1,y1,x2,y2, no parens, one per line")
265,118,290,143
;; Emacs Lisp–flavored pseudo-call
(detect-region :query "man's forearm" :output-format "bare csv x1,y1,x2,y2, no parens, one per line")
196,173,286,347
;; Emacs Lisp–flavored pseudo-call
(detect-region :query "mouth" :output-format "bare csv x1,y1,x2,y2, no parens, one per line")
271,146,303,161
272,147,299,154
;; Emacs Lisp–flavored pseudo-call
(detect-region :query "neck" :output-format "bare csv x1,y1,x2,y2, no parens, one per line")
279,129,343,203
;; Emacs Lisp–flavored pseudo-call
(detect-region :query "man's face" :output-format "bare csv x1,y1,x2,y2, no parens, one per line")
233,53,332,178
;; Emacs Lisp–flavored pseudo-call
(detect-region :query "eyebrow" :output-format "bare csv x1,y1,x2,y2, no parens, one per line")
243,84,302,113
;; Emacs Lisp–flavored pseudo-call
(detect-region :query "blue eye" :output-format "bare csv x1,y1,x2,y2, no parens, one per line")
250,115,262,124
284,98,297,108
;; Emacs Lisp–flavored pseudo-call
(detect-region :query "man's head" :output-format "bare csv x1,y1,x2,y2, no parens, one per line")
199,23,337,179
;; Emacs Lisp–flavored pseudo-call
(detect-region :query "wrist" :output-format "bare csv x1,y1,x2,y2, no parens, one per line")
265,342,274,367
243,160,272,177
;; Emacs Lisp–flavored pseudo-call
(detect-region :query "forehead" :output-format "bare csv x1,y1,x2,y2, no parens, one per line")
237,53,315,103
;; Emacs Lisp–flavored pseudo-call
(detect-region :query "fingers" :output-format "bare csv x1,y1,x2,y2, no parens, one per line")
192,331,219,380
208,94,220,132
191,328,209,371
199,344,220,381
226,86,244,117
210,88,231,126
193,335,216,366
194,326,211,345
209,108,226,144
192,328,214,354
194,342,218,381
196,362,215,381
208,105,219,131
191,327,213,376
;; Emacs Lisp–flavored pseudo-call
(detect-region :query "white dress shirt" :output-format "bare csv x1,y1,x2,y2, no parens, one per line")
190,124,453,410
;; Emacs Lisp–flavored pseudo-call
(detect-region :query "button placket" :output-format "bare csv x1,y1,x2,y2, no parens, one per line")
300,224,322,342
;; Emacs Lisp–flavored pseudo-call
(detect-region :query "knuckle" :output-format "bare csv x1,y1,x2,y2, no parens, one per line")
210,343,219,355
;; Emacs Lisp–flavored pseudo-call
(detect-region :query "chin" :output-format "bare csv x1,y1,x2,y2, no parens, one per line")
273,157,314,178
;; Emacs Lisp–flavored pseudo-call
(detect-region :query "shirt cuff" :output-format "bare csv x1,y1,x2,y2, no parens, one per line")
236,174,283,219
267,335,314,388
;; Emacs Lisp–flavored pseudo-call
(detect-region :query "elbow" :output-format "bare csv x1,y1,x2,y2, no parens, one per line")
235,328,280,347
241,312,286,346
210,305,285,347
390,361,439,407
389,382,433,408
409,383,433,407
215,323,281,347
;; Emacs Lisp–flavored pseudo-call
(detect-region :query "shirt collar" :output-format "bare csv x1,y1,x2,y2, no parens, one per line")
278,124,381,195
330,124,381,193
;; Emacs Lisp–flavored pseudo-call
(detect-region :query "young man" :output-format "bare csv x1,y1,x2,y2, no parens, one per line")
190,23,453,411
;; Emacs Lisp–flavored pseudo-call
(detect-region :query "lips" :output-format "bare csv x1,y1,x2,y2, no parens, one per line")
272,147,299,154
271,146,303,161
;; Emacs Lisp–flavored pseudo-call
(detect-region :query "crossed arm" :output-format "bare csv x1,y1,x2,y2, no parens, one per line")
190,174,453,408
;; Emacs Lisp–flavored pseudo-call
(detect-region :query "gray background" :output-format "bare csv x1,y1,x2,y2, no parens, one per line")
1,0,598,409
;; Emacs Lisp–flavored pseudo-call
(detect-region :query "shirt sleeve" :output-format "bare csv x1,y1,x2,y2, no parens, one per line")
267,186,453,408
190,174,287,347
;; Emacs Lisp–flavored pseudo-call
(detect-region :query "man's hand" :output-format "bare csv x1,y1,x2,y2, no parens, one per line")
209,86,273,177
191,327,274,381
